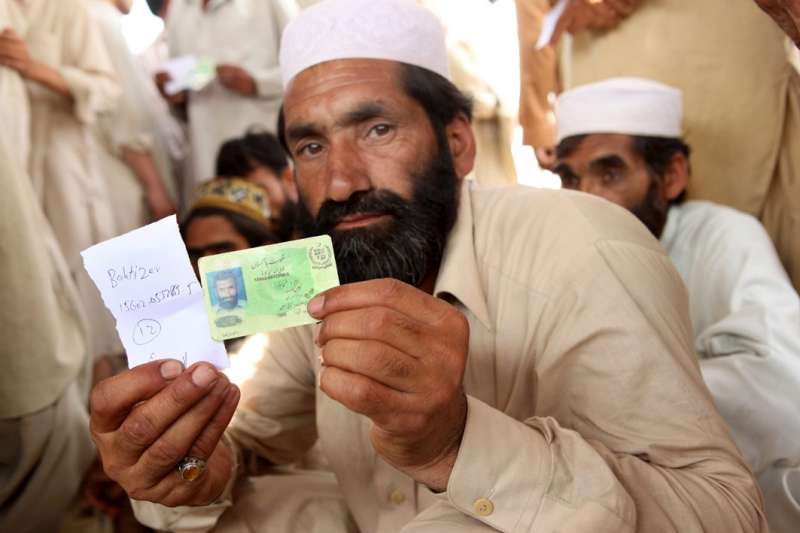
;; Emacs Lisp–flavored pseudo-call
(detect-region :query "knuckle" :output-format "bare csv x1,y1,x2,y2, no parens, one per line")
350,381,376,407
380,278,404,299
102,460,124,482
382,352,412,379
120,411,159,448
191,431,222,459
147,437,185,470
127,485,156,502
89,383,113,422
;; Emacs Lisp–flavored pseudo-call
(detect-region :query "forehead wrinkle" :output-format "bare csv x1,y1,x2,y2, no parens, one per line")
286,100,397,143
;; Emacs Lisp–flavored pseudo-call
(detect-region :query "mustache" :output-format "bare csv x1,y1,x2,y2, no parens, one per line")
314,189,410,232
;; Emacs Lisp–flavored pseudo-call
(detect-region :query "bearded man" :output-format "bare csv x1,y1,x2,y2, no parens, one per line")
553,77,800,533
90,2,767,532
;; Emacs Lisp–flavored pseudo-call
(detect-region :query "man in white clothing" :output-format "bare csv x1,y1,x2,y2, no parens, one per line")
157,0,299,199
553,77,800,533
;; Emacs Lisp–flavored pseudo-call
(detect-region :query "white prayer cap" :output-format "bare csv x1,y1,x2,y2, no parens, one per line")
556,78,683,143
279,0,449,89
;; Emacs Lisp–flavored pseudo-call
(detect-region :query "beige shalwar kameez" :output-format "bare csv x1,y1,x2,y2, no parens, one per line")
0,5,94,527
134,183,766,532
17,0,122,358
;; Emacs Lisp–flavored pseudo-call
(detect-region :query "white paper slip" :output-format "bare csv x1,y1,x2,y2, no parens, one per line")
536,0,569,50
81,216,228,369
162,55,216,95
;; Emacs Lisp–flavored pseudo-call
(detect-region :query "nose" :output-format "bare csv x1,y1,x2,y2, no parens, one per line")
325,139,371,202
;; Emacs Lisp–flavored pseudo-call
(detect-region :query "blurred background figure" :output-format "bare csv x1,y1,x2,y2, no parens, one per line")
4,0,122,364
215,129,297,241
138,0,191,209
157,0,299,204
89,0,177,234
0,3,95,531
420,0,518,185
519,0,800,292
514,0,559,170
553,78,800,533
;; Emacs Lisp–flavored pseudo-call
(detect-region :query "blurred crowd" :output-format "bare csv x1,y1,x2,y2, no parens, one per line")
1,0,799,532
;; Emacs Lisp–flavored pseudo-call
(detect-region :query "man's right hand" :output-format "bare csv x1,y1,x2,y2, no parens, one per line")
154,71,188,106
90,360,240,507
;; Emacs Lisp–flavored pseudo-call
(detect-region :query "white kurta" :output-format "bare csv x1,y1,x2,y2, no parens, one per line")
660,201,800,533
89,0,151,234
166,0,298,198
18,0,122,358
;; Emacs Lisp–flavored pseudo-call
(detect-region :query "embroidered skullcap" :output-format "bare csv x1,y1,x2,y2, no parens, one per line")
190,178,272,227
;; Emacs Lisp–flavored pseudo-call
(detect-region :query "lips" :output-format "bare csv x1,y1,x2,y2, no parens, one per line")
335,212,390,230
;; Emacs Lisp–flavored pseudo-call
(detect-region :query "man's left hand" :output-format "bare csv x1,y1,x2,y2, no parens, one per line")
216,64,257,96
309,279,470,492
0,28,34,77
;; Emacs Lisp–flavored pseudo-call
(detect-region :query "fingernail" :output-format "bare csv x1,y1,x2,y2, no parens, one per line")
160,359,183,380
307,295,324,317
192,365,218,388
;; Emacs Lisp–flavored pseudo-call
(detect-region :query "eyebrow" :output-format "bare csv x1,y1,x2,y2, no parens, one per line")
285,101,390,145
552,162,576,179
588,154,627,172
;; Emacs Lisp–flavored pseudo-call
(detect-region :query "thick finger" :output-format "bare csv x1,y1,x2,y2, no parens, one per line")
322,338,420,392
131,436,235,507
308,278,452,325
132,378,236,485
317,306,429,357
320,365,411,423
90,359,185,433
110,364,223,458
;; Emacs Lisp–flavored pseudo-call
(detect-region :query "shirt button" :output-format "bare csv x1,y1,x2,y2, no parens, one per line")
389,488,407,505
473,497,494,516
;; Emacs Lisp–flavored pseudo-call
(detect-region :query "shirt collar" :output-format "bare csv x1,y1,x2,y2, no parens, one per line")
434,181,493,331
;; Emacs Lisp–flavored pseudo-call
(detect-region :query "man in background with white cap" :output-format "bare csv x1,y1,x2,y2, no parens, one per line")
553,77,800,533
90,2,767,531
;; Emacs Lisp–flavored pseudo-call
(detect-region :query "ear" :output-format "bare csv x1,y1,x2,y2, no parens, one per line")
661,151,689,202
281,166,299,203
445,113,476,181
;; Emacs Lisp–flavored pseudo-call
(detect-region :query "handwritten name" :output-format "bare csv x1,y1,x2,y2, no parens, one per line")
108,264,161,288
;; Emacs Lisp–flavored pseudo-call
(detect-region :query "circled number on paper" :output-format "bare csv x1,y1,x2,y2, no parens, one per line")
133,319,162,345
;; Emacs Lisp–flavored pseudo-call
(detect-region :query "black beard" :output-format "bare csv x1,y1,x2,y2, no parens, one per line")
295,145,460,286
631,178,670,238
275,200,297,241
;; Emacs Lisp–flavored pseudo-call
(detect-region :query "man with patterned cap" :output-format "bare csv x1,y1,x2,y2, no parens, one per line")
553,77,800,533
91,2,767,532
180,177,286,276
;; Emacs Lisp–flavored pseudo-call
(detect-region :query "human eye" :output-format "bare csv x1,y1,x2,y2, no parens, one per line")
600,168,621,185
366,123,394,138
296,142,324,158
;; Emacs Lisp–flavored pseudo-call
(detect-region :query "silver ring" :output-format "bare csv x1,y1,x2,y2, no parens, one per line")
177,456,207,482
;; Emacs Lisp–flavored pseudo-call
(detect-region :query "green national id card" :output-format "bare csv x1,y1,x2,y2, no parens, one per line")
198,236,339,341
